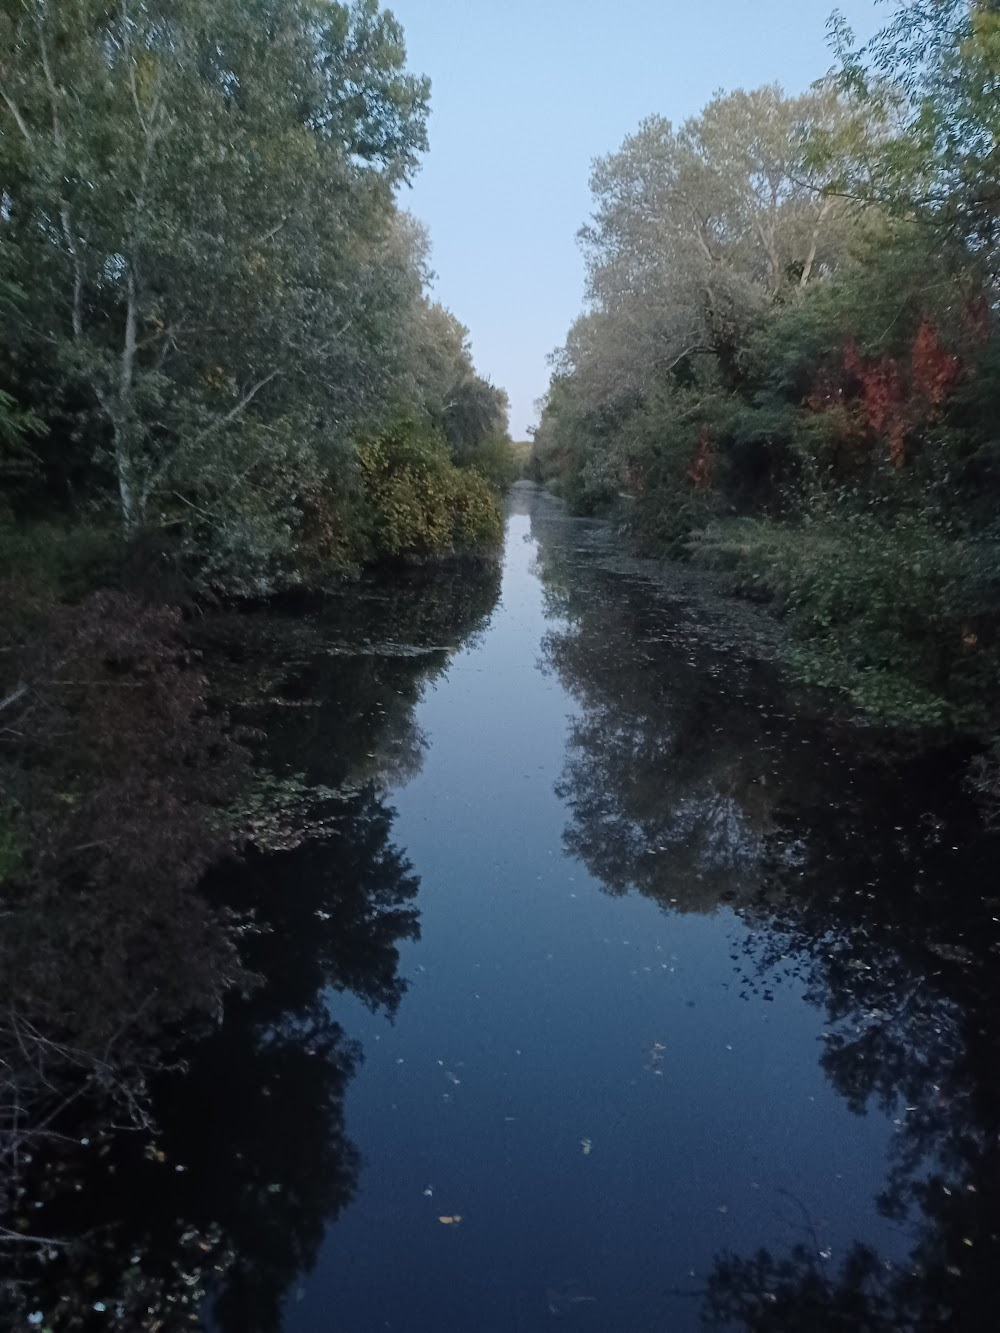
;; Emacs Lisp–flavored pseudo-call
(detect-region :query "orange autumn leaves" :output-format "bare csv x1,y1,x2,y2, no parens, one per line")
686,318,965,490
828,318,962,470
688,430,715,490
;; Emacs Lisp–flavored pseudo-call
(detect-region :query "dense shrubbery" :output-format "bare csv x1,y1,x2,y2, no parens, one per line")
534,2,1000,762
0,0,516,1243
695,510,995,726
0,584,254,1224
0,586,253,1037
356,420,504,560
0,0,514,601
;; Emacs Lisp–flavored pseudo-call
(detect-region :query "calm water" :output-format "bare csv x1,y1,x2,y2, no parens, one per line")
16,485,1000,1331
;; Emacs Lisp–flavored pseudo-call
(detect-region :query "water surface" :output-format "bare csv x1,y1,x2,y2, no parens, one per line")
19,485,1000,1331
280,486,999,1330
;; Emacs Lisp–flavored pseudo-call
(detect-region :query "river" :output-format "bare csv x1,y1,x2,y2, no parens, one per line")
13,483,999,1331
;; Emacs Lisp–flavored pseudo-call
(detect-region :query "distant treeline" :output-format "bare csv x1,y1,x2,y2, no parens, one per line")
533,0,1000,804
0,0,517,600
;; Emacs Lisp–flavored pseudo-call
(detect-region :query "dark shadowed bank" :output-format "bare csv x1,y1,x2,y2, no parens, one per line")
0,486,996,1332
0,550,503,1329
0,2,517,1305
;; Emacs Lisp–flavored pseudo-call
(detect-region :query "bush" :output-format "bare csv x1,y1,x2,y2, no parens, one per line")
0,514,122,601
693,509,999,728
0,589,253,1049
461,435,521,492
357,420,503,560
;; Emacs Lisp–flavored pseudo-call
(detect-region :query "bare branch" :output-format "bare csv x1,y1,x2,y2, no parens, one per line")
34,16,85,338
138,370,281,509
0,682,28,715
189,369,281,446
0,81,33,144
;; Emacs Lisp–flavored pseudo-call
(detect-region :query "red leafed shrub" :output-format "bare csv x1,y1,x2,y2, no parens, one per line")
837,320,963,470
911,318,961,412
843,339,909,467
688,430,715,490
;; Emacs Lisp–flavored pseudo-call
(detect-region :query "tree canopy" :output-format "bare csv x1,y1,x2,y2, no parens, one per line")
0,0,512,594
533,3,1000,751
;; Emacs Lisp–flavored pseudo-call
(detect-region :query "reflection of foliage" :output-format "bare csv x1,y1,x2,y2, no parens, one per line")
0,588,252,1240
97,787,415,1333
4,784,421,1333
217,786,421,1021
529,487,1000,1331
532,499,811,912
1,552,500,1330
198,555,501,794
719,770,1000,1330
704,1241,900,1331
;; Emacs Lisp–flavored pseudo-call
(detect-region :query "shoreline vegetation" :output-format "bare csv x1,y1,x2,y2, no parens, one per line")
0,0,997,1323
0,0,516,1296
0,0,520,600
531,0,1000,818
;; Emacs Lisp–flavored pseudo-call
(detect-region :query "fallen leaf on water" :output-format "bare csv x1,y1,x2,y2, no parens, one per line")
438,1215,462,1226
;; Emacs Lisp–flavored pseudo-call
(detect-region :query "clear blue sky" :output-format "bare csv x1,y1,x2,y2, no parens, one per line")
388,0,886,438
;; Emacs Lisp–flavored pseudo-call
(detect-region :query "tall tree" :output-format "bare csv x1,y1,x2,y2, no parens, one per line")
0,0,429,582
576,84,864,403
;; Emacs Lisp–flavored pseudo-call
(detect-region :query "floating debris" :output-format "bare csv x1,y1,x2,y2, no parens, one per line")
646,1041,666,1073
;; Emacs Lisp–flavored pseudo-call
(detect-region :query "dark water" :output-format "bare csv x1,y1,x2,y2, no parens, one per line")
14,485,1000,1331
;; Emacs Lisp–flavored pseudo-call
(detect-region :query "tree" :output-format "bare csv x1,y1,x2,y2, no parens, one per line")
0,0,430,587
830,1,1000,273
401,298,510,459
532,83,877,525
577,85,865,400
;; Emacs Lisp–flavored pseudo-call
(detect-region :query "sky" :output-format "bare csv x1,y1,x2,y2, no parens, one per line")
388,0,887,439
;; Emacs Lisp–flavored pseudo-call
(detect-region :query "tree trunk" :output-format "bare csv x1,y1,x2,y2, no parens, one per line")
115,264,143,537
800,198,835,288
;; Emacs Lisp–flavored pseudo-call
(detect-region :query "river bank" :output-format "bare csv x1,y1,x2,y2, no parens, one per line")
3,484,997,1331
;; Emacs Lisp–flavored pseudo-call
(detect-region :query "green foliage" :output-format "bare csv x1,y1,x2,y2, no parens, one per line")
357,420,503,560
460,435,521,492
531,366,623,514
0,386,45,489
830,1,1000,277
0,515,123,601
536,34,1000,759
695,510,998,727
0,0,506,597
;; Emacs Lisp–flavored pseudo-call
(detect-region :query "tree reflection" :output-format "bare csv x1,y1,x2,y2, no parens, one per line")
707,774,1000,1331
201,557,502,792
531,496,827,913
2,559,501,1331
527,488,1000,1331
